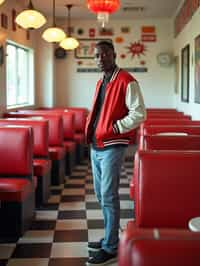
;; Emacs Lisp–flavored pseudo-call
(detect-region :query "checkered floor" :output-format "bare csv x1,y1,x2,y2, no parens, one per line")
0,158,134,266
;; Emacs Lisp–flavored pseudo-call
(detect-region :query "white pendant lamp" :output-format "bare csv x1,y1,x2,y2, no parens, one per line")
15,0,46,30
42,0,66,43
0,0,5,6
59,5,79,50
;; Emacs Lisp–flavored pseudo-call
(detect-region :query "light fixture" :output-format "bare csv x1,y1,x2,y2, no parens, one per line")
87,0,120,27
0,0,5,6
15,0,46,30
42,0,66,43
59,4,79,51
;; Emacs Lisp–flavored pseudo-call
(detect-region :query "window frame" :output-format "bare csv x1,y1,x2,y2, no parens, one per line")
6,41,34,109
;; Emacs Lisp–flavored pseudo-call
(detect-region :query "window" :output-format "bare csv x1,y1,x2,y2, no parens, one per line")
6,42,34,108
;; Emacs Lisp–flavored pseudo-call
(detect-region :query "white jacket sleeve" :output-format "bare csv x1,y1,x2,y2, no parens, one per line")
116,81,146,133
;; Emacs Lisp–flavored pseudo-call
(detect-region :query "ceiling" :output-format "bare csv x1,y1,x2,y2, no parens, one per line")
30,0,182,20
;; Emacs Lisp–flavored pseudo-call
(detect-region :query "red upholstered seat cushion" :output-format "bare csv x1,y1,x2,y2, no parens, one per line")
119,221,200,266
0,178,33,202
74,133,85,144
33,159,52,176
48,147,66,160
63,141,76,152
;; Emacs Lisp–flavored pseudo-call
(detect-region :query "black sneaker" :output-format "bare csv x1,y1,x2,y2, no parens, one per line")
86,249,117,266
88,239,103,252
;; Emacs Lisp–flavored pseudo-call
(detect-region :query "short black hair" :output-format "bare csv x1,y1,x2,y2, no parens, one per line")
95,40,115,51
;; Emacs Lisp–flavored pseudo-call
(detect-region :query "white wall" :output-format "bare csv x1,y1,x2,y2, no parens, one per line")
54,19,175,110
174,7,200,120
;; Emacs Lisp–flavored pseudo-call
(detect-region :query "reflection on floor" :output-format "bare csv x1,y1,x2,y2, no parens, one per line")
0,159,134,266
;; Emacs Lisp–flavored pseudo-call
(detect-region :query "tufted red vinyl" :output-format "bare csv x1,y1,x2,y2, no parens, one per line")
4,112,64,147
143,134,200,150
63,141,76,152
147,113,191,119
33,159,52,176
135,150,200,228
0,119,49,157
143,125,200,136
49,146,66,160
0,178,33,201
66,108,87,133
74,133,85,144
0,126,33,176
119,221,200,266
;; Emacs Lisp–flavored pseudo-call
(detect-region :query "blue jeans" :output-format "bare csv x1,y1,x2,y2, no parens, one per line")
90,145,127,254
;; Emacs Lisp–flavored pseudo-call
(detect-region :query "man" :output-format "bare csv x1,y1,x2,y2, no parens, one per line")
85,40,146,266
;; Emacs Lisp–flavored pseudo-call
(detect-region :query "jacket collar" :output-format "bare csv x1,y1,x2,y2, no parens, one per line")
101,66,121,83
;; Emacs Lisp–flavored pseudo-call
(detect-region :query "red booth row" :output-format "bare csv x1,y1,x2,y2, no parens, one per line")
0,106,88,238
119,108,200,266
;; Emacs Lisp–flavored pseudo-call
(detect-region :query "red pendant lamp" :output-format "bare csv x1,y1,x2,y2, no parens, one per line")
87,0,120,27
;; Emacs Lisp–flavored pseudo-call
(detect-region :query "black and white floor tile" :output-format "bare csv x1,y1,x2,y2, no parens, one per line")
0,159,134,266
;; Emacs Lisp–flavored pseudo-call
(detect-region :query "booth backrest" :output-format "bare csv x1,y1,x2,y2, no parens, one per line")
4,112,64,146
141,134,200,150
0,119,49,158
17,109,75,140
0,126,33,177
143,125,200,136
143,119,200,126
135,150,200,228
146,113,191,119
119,221,200,266
37,107,87,133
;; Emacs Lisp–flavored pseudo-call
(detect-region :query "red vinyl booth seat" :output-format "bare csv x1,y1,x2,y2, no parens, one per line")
131,134,200,200
134,150,200,228
119,221,200,266
0,126,35,237
143,125,200,136
0,118,51,206
4,112,66,185
140,134,200,150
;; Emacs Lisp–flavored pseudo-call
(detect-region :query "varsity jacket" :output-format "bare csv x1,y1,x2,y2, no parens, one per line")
85,67,146,148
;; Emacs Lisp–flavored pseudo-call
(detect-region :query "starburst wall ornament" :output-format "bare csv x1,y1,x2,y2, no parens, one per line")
126,41,147,59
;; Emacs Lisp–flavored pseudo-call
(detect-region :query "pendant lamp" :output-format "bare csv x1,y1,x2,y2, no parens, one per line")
15,0,46,30
42,0,66,43
60,5,79,50
0,0,5,5
87,0,120,27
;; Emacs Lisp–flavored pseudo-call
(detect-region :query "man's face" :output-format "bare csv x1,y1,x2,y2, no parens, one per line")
94,44,116,73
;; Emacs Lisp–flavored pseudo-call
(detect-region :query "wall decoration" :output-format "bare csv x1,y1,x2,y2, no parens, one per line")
181,44,190,102
77,28,84,35
99,28,113,36
77,67,147,73
12,9,17,31
120,54,126,59
1,13,8,29
126,41,147,59
75,38,111,59
54,47,67,59
141,26,156,42
115,36,124,43
121,26,130,33
140,60,146,65
89,28,96,38
194,34,200,103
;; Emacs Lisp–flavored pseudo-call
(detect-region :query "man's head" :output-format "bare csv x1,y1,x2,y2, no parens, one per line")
94,40,116,74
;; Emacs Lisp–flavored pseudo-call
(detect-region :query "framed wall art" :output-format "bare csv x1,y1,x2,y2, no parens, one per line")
75,38,111,59
181,44,190,102
194,34,200,103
